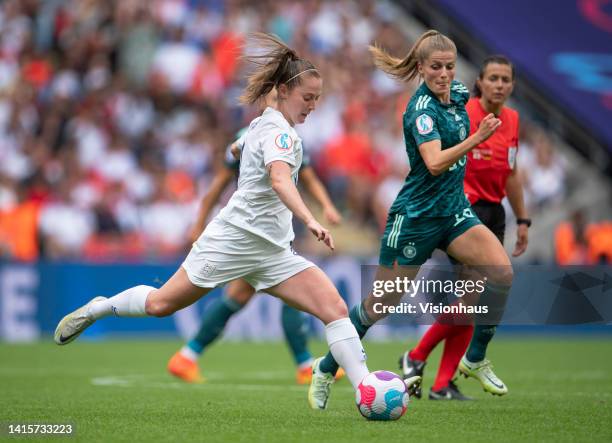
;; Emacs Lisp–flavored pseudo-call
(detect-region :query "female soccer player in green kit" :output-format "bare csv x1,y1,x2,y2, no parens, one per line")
308,30,513,410
399,55,529,401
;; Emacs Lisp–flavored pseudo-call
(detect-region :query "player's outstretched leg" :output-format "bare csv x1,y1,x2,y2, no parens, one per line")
54,296,110,345
54,285,153,345
55,268,207,345
265,266,370,410
168,279,253,383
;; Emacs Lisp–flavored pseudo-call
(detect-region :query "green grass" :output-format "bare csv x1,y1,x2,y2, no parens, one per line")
1,338,611,442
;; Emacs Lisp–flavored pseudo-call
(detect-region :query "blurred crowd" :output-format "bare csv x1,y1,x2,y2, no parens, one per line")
0,0,572,262
555,210,612,265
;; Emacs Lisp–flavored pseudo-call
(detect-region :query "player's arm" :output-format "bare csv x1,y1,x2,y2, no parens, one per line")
188,167,234,243
269,161,334,250
230,141,242,160
298,166,342,225
505,165,529,256
419,114,501,176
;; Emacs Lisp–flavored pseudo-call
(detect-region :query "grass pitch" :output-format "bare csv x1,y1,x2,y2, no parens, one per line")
1,338,611,442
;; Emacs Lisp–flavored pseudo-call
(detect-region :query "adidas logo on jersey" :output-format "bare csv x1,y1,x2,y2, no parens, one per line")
415,95,431,110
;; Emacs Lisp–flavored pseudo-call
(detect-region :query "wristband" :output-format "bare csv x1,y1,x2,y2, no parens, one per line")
517,218,531,227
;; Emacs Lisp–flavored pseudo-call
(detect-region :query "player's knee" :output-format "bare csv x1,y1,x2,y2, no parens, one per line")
502,266,514,285
487,266,514,286
325,296,348,322
227,288,254,304
226,280,255,304
145,298,175,317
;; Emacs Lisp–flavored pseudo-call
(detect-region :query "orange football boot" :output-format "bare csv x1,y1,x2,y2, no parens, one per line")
296,365,313,384
335,367,346,381
167,351,205,383
296,365,345,384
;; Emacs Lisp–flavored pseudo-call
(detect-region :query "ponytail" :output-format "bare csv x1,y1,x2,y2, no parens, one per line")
240,33,320,104
369,30,456,82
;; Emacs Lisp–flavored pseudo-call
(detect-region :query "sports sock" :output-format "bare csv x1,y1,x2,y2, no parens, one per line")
324,318,369,389
179,345,200,362
281,304,312,366
88,285,154,319
319,302,372,375
466,281,510,362
409,301,472,361
465,325,496,363
186,294,245,355
409,318,454,362
432,324,473,391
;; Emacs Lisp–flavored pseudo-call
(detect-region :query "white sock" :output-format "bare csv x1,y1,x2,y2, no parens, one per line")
325,318,369,389
180,345,200,361
88,285,155,320
298,359,313,370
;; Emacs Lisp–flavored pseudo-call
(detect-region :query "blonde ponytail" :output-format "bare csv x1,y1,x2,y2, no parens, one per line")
369,30,456,82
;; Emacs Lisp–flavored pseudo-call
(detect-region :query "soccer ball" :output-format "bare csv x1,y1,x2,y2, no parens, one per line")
356,371,409,420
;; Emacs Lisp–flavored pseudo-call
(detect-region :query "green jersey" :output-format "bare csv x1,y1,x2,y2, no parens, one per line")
390,80,471,218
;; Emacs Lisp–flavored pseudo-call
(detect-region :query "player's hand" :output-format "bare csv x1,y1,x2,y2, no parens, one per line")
475,113,502,143
323,206,342,225
512,223,529,257
307,219,335,251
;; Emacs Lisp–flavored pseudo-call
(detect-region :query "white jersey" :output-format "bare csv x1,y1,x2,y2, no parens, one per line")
218,107,303,248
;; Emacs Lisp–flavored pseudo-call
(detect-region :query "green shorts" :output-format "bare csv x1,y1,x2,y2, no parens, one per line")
379,208,482,266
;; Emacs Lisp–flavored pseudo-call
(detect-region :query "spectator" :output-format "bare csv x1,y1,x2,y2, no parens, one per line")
518,129,566,210
0,180,40,261
555,210,590,265
0,0,574,261
38,179,95,258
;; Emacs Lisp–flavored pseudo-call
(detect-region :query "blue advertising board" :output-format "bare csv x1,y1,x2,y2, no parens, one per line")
1,259,610,343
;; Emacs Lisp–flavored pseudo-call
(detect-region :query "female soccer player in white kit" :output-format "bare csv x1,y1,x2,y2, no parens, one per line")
54,33,370,400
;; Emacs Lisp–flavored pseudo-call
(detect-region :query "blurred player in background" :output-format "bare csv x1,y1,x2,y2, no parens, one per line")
55,33,371,401
309,30,513,410
400,55,530,400
168,88,344,385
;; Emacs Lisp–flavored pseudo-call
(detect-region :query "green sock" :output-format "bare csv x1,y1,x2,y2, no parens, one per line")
281,304,312,366
465,325,496,362
466,281,510,362
319,302,372,375
187,294,244,355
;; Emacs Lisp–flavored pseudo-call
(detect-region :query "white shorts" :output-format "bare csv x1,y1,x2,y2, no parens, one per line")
182,218,315,291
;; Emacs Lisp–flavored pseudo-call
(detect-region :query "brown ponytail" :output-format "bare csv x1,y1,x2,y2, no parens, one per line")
369,30,456,82
240,33,320,104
